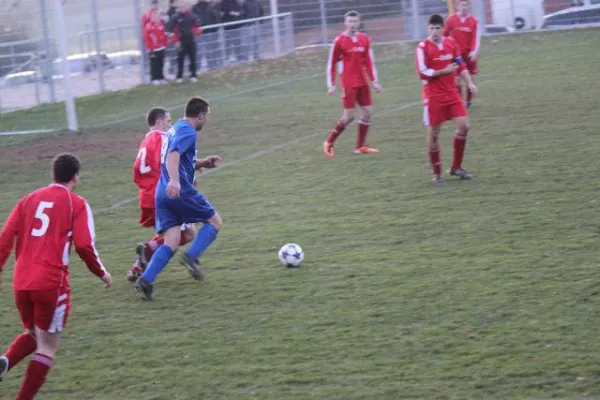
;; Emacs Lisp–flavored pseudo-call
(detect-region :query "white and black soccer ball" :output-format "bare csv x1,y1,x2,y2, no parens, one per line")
278,243,304,268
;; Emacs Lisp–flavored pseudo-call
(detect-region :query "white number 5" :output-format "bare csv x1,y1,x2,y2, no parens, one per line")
138,147,151,174
32,201,54,237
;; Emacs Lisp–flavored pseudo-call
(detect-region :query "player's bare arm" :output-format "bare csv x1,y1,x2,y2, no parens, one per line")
435,63,458,77
166,151,181,198
195,155,222,170
460,69,477,95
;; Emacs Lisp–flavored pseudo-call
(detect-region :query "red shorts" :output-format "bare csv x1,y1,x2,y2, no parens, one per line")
139,207,155,228
462,52,478,75
341,85,372,109
423,99,467,127
15,287,71,333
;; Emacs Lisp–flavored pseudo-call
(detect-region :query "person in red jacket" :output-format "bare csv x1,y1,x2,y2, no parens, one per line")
144,9,170,84
142,0,160,27
0,153,112,400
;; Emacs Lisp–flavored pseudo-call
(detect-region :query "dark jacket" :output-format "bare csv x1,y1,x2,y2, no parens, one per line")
220,0,244,30
243,0,264,23
193,2,220,34
167,10,202,43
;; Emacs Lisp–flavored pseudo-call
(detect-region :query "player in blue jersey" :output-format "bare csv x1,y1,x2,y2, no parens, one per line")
134,96,222,301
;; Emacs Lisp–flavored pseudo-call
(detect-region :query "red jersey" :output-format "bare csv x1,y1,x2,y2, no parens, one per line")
142,9,155,27
415,37,466,105
327,32,378,89
443,13,480,55
143,20,169,52
133,130,165,209
0,184,107,291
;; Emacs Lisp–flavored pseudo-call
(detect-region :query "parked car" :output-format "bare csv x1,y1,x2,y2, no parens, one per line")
52,52,115,76
541,3,600,28
0,70,39,89
107,50,141,68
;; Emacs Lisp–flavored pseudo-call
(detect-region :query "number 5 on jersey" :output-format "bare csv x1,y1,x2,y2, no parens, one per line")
32,201,54,237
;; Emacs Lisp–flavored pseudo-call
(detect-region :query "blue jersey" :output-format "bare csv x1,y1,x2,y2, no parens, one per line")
156,119,197,199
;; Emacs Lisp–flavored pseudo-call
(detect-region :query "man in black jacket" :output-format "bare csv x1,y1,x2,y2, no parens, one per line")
166,0,179,74
193,0,221,70
168,2,202,82
242,0,263,61
220,0,246,63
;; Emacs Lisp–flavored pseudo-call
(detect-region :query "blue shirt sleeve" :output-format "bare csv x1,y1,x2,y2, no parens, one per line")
168,126,195,155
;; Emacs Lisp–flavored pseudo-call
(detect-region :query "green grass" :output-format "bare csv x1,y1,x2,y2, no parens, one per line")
1,28,600,399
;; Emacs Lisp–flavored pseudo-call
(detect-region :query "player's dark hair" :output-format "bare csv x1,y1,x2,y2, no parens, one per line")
53,153,81,184
429,14,444,26
345,10,360,18
146,107,168,126
185,97,210,118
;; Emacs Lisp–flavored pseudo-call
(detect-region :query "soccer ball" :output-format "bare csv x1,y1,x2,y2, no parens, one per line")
278,243,304,268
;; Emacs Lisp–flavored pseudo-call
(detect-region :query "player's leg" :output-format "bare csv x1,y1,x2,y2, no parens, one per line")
466,58,477,108
176,43,185,82
135,225,181,301
424,104,444,183
188,40,197,80
135,200,183,299
1,291,37,382
449,110,472,179
324,87,357,158
180,195,222,281
13,289,69,400
127,207,163,283
354,86,379,154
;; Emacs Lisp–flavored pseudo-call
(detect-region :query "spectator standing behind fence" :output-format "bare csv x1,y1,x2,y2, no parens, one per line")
168,2,203,83
144,10,169,85
242,0,263,61
221,0,246,63
193,0,221,70
166,0,180,75
143,0,160,26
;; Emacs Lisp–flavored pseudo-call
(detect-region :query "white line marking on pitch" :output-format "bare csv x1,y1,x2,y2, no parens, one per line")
96,79,496,214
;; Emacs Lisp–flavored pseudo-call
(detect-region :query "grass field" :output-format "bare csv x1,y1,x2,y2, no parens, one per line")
1,28,600,399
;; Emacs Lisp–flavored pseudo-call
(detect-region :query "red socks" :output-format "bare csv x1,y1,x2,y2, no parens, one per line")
179,231,188,246
357,120,369,148
428,148,442,176
4,333,36,372
145,236,165,255
15,353,53,400
327,120,346,144
452,131,467,170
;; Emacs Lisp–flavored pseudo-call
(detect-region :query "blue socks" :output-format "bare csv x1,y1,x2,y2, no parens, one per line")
141,245,174,284
186,224,219,260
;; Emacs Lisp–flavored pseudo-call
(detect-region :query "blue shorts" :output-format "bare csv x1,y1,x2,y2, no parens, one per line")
155,193,216,233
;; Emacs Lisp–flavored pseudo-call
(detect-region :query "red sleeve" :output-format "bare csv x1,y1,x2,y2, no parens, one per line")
364,38,378,83
326,38,342,88
415,43,434,80
193,22,202,37
143,24,152,50
470,18,480,54
72,199,107,278
443,17,453,37
0,199,22,272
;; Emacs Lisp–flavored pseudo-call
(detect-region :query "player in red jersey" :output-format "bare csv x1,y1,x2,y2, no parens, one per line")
0,153,112,400
415,14,477,183
324,10,382,158
443,0,480,108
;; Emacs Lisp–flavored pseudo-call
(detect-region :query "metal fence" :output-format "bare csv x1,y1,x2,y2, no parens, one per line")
0,0,594,132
